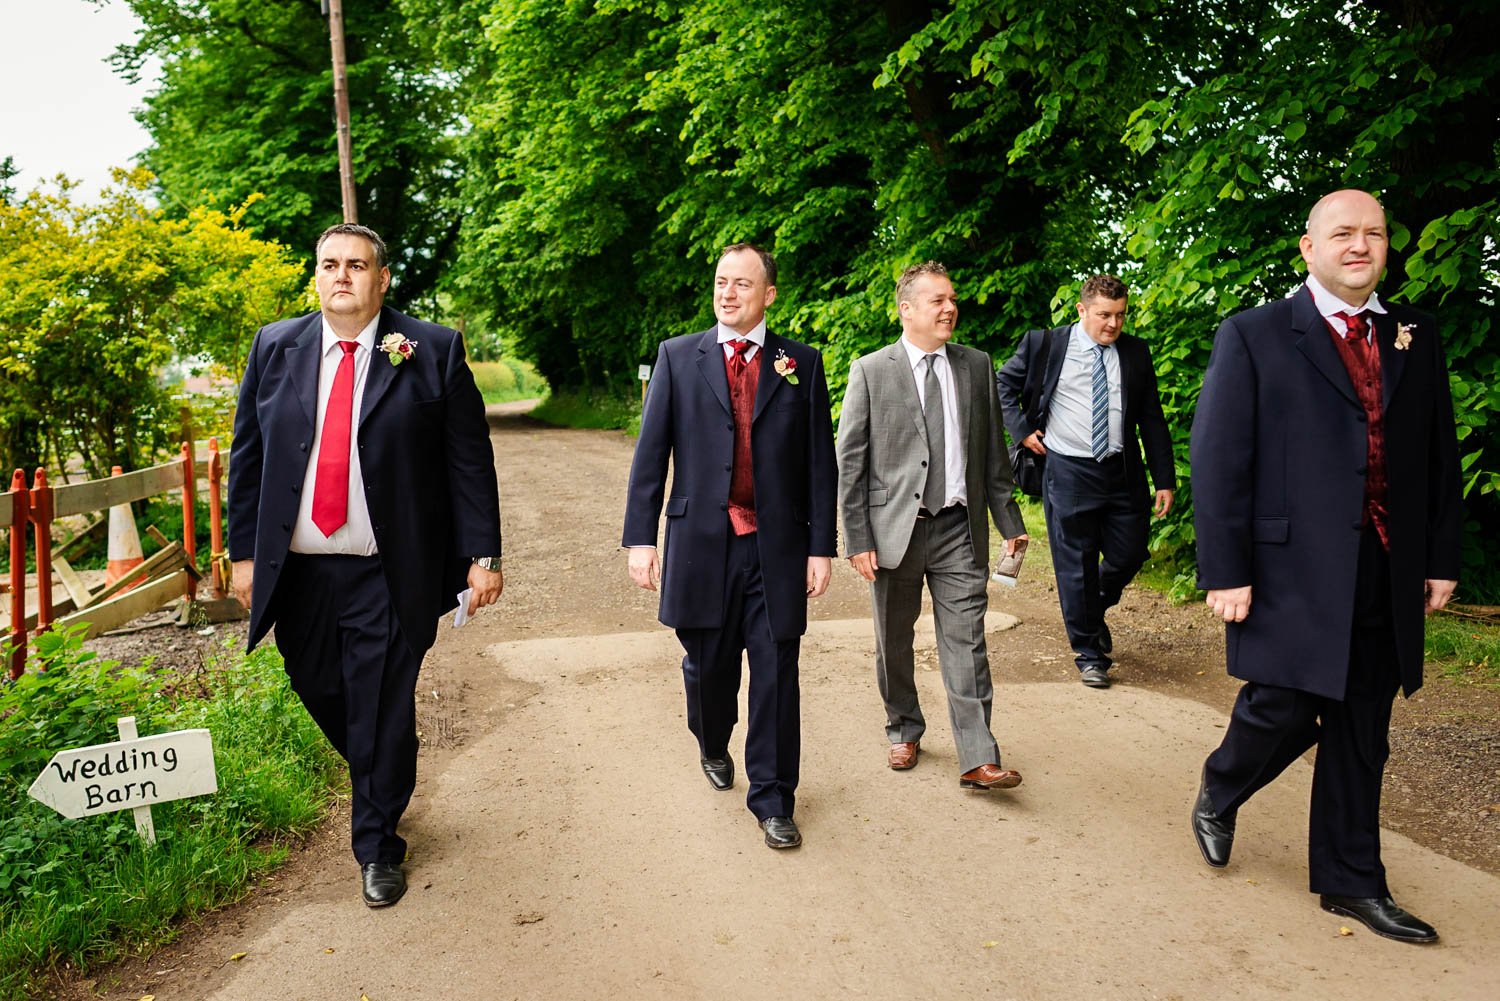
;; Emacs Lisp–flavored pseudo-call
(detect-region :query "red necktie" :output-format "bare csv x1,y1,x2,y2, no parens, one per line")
311,340,359,536
1336,310,1370,362
729,338,753,376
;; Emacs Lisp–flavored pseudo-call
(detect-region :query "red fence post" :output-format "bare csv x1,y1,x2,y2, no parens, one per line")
207,437,227,599
6,469,29,679
181,441,198,601
29,467,54,635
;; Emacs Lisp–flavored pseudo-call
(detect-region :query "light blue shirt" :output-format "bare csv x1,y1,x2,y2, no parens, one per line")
1044,324,1123,460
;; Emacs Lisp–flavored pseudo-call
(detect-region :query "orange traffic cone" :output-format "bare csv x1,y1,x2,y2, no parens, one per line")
105,466,144,590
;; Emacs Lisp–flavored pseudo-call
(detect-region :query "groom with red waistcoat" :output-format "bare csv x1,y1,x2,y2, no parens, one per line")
623,243,837,850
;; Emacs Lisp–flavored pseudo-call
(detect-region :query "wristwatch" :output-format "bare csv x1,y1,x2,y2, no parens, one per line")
472,556,502,571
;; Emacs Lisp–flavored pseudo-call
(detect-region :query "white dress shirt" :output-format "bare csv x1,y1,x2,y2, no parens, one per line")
716,320,766,362
289,315,380,555
900,336,967,508
1305,274,1386,340
1044,323,1123,460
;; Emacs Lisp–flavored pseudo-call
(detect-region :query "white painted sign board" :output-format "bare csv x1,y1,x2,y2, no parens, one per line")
28,721,217,830
638,364,652,381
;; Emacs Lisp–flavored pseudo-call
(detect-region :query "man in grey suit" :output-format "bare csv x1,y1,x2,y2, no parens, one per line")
837,261,1029,789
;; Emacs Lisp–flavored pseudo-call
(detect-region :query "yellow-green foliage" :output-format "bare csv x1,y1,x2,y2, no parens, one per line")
469,359,545,404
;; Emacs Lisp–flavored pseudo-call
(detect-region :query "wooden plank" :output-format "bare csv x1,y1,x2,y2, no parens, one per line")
50,461,184,519
53,516,106,560
86,543,187,608
53,571,191,639
53,555,96,609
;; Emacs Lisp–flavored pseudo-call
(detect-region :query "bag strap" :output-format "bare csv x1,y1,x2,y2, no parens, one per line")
1023,326,1059,431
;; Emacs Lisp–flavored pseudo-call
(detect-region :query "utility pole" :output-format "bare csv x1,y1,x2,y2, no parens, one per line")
326,0,358,222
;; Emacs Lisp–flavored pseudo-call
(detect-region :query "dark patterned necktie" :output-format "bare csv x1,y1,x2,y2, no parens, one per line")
922,354,946,511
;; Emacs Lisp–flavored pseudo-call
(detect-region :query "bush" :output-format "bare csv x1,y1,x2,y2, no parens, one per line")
0,627,340,998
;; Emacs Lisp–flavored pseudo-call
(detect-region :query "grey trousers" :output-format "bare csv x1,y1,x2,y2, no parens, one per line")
871,505,1001,772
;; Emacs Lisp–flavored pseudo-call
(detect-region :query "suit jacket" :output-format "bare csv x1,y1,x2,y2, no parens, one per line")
838,340,1026,570
996,325,1176,499
1190,286,1461,698
229,306,502,655
621,328,838,642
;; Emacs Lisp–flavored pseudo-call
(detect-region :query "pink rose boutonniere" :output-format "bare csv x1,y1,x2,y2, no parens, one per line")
1395,323,1415,351
380,332,418,366
772,349,799,385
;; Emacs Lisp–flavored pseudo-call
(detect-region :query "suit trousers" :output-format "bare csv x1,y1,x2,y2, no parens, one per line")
872,504,1001,772
273,553,424,864
1202,529,1401,896
675,532,800,820
1041,451,1150,670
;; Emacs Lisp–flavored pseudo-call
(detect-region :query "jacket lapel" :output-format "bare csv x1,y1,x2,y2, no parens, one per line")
284,314,324,427
694,327,732,416
752,333,785,423
1292,286,1358,406
1372,311,1407,412
358,307,401,428
887,341,927,442
949,346,972,460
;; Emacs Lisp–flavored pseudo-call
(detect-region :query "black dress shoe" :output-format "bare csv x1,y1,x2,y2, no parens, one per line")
1320,895,1439,944
361,862,407,908
1080,666,1111,689
759,816,802,849
701,755,734,791
1191,771,1236,868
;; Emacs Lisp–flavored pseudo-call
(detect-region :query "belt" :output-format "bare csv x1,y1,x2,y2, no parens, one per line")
917,503,966,520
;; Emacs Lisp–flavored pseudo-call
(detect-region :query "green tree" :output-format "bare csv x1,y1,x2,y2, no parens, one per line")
0,169,303,477
108,0,463,309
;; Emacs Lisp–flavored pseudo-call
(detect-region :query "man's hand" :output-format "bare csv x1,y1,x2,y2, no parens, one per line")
1206,586,1252,622
628,546,661,591
1004,533,1029,556
1425,579,1457,615
806,556,832,598
231,559,254,609
1154,490,1174,518
466,562,504,614
1022,430,1047,456
848,550,878,583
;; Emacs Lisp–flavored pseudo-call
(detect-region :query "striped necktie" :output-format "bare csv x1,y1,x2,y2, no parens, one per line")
1091,343,1110,461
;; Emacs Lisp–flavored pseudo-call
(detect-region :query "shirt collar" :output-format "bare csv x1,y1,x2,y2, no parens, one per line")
1305,274,1387,320
716,321,766,348
320,313,381,357
900,335,948,368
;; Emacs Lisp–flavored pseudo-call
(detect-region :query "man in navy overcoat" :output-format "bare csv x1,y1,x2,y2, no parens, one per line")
1190,190,1461,943
623,243,837,849
230,224,503,907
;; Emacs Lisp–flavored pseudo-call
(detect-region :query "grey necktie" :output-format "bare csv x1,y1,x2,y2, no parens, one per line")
922,353,946,512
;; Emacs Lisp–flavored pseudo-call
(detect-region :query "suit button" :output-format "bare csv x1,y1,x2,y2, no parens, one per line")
299,442,307,452
291,484,300,494
269,560,280,569
281,523,290,531
914,493,921,500
726,423,734,431
920,460,927,467
724,463,732,472
720,503,728,511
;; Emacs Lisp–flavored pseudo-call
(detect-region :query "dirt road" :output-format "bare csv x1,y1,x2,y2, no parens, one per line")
64,407,1500,1000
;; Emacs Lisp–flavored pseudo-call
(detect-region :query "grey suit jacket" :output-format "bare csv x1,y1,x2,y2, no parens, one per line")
838,339,1027,569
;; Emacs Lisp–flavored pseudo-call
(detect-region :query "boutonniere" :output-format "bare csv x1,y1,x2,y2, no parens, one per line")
380,332,418,366
772,349,800,385
1394,323,1415,351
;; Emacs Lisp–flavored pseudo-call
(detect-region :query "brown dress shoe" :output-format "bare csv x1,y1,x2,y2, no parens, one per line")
959,764,1023,790
888,741,919,770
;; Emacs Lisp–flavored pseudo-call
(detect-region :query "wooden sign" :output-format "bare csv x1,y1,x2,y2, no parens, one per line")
27,717,217,843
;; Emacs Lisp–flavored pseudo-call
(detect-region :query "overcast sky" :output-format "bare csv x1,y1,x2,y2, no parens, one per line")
1,0,161,198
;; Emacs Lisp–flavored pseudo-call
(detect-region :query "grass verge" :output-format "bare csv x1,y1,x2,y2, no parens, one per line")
470,359,547,405
0,627,341,999
528,387,641,433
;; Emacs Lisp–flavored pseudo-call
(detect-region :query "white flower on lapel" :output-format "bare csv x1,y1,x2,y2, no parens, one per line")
772,349,800,385
1394,323,1415,351
380,331,418,366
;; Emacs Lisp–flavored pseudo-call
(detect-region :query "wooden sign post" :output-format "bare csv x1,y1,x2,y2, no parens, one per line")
27,718,218,845
638,364,652,407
